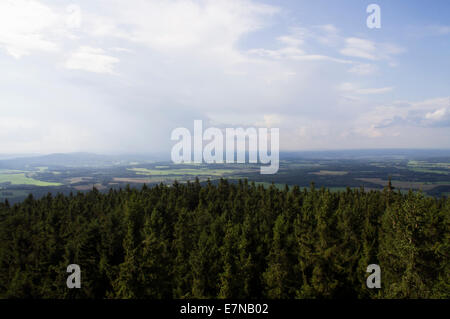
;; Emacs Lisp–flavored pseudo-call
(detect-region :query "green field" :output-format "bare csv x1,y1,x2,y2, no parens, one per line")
407,160,450,175
128,167,238,176
0,173,61,186
408,167,449,175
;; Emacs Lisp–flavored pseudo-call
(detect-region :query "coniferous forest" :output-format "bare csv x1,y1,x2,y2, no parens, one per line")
0,179,448,299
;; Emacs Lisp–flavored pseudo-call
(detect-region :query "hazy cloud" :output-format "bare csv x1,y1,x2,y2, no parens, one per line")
0,0,448,153
65,46,119,74
340,37,404,63
0,0,60,58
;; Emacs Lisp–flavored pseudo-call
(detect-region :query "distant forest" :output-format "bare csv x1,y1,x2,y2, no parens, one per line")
0,179,448,299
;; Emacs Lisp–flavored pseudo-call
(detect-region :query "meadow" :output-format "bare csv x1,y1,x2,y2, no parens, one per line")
0,170,61,187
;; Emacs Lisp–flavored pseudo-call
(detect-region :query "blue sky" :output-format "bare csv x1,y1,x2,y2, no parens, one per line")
0,0,449,154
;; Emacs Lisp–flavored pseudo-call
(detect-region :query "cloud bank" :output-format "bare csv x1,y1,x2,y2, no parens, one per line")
0,0,449,154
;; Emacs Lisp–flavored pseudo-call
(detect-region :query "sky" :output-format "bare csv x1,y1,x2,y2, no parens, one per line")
0,0,449,155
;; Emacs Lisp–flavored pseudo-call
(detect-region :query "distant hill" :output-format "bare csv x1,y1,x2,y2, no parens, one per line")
281,149,450,160
0,149,449,169
0,152,165,169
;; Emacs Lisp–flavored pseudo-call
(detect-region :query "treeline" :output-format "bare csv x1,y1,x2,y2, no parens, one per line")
0,179,448,299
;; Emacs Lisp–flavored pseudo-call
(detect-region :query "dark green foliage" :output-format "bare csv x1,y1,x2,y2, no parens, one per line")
0,180,447,299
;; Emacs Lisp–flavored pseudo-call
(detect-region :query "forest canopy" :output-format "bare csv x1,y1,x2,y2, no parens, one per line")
0,179,448,299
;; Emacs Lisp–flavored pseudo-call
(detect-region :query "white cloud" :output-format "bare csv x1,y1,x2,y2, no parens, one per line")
318,24,338,34
278,35,304,47
314,24,340,46
340,38,377,60
353,97,450,139
425,108,447,121
248,26,351,64
254,114,282,128
110,47,133,53
348,63,377,75
356,87,393,95
353,125,383,138
340,37,404,63
338,82,393,95
247,47,305,60
0,0,60,58
65,46,119,74
88,0,278,54
66,4,82,29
